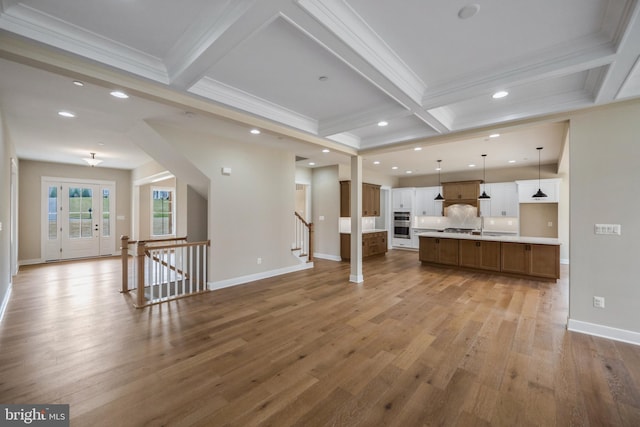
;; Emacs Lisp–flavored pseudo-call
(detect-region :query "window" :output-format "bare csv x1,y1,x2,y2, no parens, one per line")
151,188,174,236
68,187,93,239
102,188,111,237
47,186,58,240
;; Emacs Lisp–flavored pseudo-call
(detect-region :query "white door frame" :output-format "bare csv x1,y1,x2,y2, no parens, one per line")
41,177,116,261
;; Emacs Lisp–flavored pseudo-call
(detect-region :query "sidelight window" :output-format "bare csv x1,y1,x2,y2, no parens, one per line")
151,188,174,236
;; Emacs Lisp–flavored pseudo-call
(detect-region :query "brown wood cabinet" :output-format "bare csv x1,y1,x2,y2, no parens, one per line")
419,236,560,281
341,232,387,260
501,242,560,279
340,181,381,217
458,239,501,271
418,237,459,266
443,180,481,201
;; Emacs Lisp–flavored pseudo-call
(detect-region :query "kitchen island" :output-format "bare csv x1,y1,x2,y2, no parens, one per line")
417,231,560,281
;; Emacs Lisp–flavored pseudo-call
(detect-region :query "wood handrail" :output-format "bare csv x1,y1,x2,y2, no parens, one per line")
294,212,311,228
121,236,188,246
142,240,210,252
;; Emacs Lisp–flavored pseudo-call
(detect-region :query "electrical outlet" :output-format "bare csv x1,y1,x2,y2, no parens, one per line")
257,257,262,265
593,296,605,309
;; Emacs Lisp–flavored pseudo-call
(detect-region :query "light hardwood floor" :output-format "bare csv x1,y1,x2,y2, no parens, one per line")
1,251,640,426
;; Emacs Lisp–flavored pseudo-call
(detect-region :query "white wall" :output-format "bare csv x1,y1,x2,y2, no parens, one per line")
0,110,16,321
312,166,341,260
146,123,299,283
569,100,640,338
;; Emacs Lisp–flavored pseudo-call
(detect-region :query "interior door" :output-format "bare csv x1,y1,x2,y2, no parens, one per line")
42,180,116,261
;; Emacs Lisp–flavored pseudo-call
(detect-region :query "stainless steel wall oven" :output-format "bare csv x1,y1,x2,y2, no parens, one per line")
393,211,411,239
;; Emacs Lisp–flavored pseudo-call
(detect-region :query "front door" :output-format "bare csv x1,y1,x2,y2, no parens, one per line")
43,179,116,261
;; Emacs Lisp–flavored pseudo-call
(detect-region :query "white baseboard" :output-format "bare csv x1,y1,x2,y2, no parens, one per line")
313,253,342,262
208,262,314,291
561,258,569,265
0,282,12,323
567,319,640,346
19,258,43,266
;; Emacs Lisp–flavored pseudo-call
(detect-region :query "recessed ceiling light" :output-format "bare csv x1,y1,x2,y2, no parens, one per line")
458,4,480,19
58,111,75,118
378,121,388,127
322,149,330,153
414,147,422,151
492,91,509,99
436,167,441,171
508,160,517,163
110,90,129,99
73,80,84,87
406,170,413,174
373,161,380,165
489,133,500,138
392,166,399,170
250,129,261,135
308,162,316,166
468,164,476,168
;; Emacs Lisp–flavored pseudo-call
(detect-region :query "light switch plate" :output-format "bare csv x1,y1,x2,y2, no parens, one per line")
594,224,621,235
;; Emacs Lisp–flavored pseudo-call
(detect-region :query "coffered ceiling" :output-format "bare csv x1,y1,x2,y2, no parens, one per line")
1,0,639,172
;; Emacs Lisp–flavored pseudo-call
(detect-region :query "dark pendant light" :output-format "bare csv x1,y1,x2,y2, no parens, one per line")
478,154,491,199
532,146,547,198
434,159,444,200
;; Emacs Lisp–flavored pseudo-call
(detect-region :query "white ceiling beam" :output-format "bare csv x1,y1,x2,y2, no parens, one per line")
318,104,409,137
423,41,616,110
593,1,640,102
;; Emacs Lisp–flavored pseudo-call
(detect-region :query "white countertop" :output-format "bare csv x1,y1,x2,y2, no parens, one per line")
416,231,560,245
340,229,387,234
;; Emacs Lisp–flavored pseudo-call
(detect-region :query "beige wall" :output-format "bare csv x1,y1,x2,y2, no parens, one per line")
569,100,640,334
519,203,558,238
312,166,341,259
338,162,400,187
146,123,298,282
186,185,208,242
18,160,131,262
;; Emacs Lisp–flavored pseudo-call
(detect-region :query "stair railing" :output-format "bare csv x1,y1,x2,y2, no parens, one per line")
121,236,210,307
293,212,313,262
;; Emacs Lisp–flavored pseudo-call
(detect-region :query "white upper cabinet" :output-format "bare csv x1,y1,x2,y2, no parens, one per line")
479,182,519,217
516,179,561,203
392,188,415,211
414,187,443,216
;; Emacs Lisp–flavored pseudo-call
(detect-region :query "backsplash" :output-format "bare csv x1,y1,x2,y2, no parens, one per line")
339,217,375,233
482,217,519,233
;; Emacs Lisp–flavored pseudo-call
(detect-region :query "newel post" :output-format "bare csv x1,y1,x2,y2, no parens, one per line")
120,235,129,293
308,223,314,262
136,241,147,308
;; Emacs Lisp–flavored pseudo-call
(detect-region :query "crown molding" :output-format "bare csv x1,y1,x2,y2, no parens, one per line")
298,0,425,105
190,77,319,135
326,132,360,149
318,104,408,137
0,3,169,83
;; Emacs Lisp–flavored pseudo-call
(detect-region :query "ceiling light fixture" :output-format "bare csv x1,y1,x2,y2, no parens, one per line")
406,170,413,174
378,121,388,127
391,166,398,170
434,160,444,201
73,80,84,87
58,111,75,118
322,149,330,153
508,159,516,164
83,152,103,167
492,91,509,99
308,162,316,166
489,133,500,138
110,90,129,99
468,164,476,168
250,129,261,135
373,161,380,165
532,147,547,198
478,154,491,200
414,147,422,151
